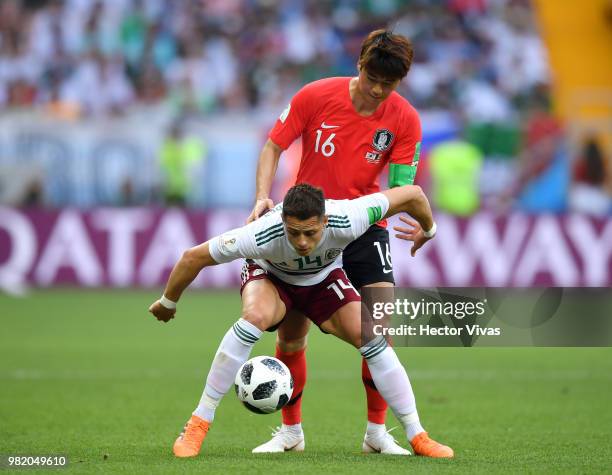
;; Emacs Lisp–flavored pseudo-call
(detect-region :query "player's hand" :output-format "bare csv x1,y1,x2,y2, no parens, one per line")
392,216,432,257
247,198,274,223
148,300,176,323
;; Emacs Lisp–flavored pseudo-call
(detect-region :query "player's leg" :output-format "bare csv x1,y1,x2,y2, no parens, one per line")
317,283,453,458
192,278,287,422
343,225,400,451
276,311,310,426
252,311,310,453
358,282,407,453
174,264,288,458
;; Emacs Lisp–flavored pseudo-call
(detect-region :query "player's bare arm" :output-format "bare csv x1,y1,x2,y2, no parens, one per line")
381,185,435,256
247,139,283,223
148,241,218,322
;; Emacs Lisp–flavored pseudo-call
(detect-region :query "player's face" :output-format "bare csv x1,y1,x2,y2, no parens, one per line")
357,66,401,105
284,215,328,256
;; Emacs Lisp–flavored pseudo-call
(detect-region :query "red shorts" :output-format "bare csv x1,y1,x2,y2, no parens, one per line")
240,260,361,327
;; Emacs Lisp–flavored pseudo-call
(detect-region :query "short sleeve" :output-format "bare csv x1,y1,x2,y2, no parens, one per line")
344,193,390,239
268,84,313,150
208,225,256,264
388,105,422,187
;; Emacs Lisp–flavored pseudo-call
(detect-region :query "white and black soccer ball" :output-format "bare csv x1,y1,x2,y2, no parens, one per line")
234,356,293,414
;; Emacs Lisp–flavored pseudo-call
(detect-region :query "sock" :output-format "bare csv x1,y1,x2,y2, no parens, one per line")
193,318,262,422
277,345,306,425
398,412,426,441
366,421,386,435
281,423,303,435
360,337,425,441
362,358,388,424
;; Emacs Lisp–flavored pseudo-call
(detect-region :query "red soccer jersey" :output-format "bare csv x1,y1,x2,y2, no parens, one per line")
269,77,422,203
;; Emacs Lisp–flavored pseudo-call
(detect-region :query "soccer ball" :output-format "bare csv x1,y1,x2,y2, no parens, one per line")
234,356,293,414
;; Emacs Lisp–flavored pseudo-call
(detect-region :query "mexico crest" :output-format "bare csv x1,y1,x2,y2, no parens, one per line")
325,248,343,260
372,129,394,151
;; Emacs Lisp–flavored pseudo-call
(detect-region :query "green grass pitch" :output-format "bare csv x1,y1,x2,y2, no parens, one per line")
1,290,611,474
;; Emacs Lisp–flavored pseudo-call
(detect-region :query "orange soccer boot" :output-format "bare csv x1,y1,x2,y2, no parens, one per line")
173,415,210,457
410,432,454,458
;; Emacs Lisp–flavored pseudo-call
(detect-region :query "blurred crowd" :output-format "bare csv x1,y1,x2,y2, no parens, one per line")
0,0,610,214
1,0,549,118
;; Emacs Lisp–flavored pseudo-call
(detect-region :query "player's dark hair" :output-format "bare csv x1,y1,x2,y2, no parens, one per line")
358,29,413,80
282,184,325,221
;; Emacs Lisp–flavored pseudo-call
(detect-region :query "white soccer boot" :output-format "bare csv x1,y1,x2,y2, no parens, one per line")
252,425,305,453
362,427,411,455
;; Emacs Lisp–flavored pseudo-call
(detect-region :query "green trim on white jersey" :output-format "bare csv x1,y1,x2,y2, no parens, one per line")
209,193,390,286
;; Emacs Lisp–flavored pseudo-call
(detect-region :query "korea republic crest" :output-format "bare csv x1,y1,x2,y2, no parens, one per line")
372,129,394,152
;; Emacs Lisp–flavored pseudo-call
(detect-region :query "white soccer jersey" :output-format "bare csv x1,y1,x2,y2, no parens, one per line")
209,193,390,286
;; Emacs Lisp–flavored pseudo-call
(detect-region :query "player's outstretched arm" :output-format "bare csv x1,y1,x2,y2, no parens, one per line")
247,139,283,223
148,241,218,322
381,185,435,256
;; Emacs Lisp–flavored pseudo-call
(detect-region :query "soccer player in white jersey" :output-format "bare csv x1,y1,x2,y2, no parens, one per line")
148,183,453,459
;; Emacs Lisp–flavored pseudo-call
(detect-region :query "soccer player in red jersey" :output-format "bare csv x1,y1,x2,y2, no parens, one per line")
247,30,451,457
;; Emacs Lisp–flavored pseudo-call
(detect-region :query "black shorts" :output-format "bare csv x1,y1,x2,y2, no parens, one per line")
342,225,394,289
